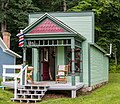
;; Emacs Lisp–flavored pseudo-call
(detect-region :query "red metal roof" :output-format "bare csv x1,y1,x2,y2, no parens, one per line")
30,19,65,34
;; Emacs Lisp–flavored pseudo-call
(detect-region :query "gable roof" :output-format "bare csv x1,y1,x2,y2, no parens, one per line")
22,13,86,40
29,19,65,34
0,37,22,58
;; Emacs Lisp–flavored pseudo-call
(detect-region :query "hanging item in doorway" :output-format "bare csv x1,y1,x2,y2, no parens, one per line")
49,67,53,80
44,48,48,62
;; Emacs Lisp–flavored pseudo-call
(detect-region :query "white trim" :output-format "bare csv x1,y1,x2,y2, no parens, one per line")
0,37,22,58
5,49,22,58
3,65,22,69
0,37,8,50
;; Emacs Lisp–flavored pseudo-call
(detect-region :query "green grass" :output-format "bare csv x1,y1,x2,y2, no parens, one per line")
0,89,17,104
0,73,120,104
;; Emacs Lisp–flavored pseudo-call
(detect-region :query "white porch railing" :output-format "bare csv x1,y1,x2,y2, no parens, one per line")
2,65,23,85
2,65,34,99
14,65,28,99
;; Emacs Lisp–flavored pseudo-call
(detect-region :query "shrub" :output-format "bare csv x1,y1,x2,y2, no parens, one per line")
109,64,120,73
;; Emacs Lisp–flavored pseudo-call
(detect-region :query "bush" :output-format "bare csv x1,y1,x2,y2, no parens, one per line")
109,64,120,73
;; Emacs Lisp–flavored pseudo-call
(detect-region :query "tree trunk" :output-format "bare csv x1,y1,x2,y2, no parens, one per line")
1,0,9,33
1,20,7,33
63,0,67,12
115,51,117,65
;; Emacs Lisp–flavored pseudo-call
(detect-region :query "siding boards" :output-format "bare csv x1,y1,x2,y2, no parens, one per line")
0,48,14,76
56,47,65,66
82,41,89,86
90,45,109,86
57,16,93,42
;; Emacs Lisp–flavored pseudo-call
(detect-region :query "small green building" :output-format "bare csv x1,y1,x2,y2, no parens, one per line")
22,12,109,89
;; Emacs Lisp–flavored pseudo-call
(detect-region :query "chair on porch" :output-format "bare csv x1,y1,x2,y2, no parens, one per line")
26,66,34,84
56,65,68,83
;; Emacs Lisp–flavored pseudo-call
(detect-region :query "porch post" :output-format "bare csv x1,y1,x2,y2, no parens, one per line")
71,38,75,86
23,47,27,66
23,47,27,85
32,48,39,82
80,46,83,82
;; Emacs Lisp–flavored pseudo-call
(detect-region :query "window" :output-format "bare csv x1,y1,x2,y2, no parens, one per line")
65,47,81,73
75,48,80,73
66,47,72,73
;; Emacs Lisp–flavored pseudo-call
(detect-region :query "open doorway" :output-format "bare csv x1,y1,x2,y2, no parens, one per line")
41,47,55,81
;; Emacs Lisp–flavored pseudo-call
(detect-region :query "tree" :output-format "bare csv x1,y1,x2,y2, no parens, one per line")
0,0,10,32
32,0,81,12
0,0,40,64
68,0,120,63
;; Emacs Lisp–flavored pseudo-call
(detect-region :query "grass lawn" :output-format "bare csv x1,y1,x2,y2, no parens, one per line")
0,73,120,104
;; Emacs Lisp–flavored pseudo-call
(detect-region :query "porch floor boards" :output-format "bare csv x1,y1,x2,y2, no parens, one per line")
1,81,84,90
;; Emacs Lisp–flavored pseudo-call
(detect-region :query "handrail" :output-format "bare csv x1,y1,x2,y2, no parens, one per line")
14,65,28,80
14,65,28,99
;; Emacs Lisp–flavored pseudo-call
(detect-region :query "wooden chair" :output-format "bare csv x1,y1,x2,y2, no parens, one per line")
27,66,34,84
56,65,68,83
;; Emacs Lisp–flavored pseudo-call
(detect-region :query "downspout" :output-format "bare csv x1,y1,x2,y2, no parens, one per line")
88,43,91,87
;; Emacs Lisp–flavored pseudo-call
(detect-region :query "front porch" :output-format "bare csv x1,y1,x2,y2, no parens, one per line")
1,81,84,98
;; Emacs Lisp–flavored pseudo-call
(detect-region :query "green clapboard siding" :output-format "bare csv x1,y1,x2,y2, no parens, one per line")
90,45,109,86
82,41,89,87
57,16,94,43
56,47,65,67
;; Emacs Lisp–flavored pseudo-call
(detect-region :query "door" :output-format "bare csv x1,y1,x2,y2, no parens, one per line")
42,48,50,80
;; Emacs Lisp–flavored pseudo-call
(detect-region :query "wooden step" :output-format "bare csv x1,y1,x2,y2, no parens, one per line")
17,93,44,96
17,95,44,99
25,84,49,87
18,89,47,91
24,85,49,90
12,84,49,103
11,98,41,103
24,87,47,90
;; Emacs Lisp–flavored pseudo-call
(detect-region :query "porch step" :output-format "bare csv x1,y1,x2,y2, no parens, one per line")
17,93,44,96
12,85,49,103
11,98,41,103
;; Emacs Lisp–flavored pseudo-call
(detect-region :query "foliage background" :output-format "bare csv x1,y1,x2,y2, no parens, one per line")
0,0,120,68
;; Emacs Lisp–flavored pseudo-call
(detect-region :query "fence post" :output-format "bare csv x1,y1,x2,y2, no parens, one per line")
25,67,27,85
14,79,17,99
3,67,6,82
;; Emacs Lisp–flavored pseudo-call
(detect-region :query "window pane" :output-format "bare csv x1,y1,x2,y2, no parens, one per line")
63,40,66,44
65,47,71,73
54,40,57,45
68,39,71,44
58,40,62,44
40,40,43,45
45,40,48,45
75,48,80,73
49,40,52,45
